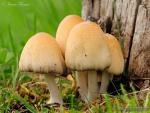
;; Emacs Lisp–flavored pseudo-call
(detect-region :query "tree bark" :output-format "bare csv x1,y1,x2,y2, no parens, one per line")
82,0,150,89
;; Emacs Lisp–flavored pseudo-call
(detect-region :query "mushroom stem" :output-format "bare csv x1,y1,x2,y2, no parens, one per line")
88,71,98,101
44,74,63,104
76,71,88,102
67,74,76,89
99,71,110,94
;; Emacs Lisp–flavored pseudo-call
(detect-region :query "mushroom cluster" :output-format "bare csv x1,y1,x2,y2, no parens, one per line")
19,15,124,105
65,21,111,102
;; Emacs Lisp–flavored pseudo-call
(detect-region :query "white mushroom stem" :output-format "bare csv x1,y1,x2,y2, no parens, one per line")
76,71,88,102
45,74,63,105
88,71,98,101
99,71,111,94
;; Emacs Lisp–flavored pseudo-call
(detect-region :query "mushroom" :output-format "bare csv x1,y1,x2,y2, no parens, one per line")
56,15,84,55
66,74,76,89
56,15,87,98
65,21,111,102
99,33,124,94
19,32,66,104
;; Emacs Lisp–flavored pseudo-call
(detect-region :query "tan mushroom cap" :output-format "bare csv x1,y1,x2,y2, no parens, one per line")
104,33,124,75
56,15,84,55
65,21,111,71
19,32,66,74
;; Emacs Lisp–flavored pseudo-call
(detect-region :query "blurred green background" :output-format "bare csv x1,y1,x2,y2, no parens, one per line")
0,0,81,55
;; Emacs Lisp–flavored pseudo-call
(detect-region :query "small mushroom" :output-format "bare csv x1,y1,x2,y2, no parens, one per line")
19,32,66,104
66,74,76,89
99,33,124,93
56,15,84,55
65,21,111,102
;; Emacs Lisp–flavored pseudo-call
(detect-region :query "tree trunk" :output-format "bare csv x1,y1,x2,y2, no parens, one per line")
82,0,150,89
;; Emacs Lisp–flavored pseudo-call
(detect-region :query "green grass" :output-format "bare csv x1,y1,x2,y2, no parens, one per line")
0,0,150,113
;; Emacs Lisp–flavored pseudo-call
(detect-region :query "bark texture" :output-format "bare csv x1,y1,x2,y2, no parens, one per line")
82,0,150,89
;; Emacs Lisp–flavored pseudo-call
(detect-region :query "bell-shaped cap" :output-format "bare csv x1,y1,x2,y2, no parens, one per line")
65,21,111,71
19,32,66,74
104,33,124,75
56,15,84,55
